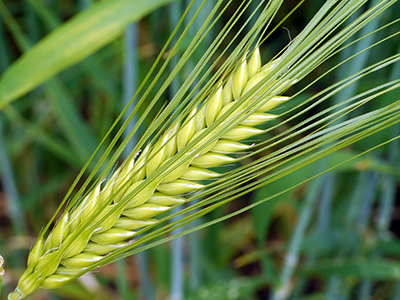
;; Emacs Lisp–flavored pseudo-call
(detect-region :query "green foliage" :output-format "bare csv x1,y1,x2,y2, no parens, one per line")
0,0,174,107
0,0,399,299
300,258,400,281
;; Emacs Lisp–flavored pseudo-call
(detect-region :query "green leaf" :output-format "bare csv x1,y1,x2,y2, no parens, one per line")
0,0,174,108
299,258,400,281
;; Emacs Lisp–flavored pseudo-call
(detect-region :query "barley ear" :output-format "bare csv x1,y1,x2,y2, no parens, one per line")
9,47,295,300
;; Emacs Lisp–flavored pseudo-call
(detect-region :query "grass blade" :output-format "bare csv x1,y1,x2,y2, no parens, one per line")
0,0,174,107
0,117,26,235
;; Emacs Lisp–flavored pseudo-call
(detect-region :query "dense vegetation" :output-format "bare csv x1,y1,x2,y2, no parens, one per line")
0,0,399,299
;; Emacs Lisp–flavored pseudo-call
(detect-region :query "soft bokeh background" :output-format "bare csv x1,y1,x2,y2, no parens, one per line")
0,0,399,299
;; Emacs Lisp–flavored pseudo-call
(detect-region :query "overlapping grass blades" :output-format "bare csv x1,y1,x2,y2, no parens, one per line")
0,0,174,106
4,0,400,298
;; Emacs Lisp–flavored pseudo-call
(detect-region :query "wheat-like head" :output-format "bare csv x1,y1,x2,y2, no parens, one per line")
8,48,294,300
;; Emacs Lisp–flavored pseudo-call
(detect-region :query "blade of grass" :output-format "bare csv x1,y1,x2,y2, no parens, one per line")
0,3,99,163
27,0,119,101
272,165,324,300
0,118,27,236
0,0,175,106
377,44,400,233
300,258,400,280
324,0,385,295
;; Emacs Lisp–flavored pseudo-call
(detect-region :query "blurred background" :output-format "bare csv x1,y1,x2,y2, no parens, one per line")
0,0,399,299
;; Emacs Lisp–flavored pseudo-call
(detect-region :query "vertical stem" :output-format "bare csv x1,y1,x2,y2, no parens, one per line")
292,172,336,297
326,0,383,296
116,260,130,300
123,23,138,155
120,22,155,300
272,169,324,300
171,219,184,300
137,251,153,300
0,14,26,236
188,226,200,291
357,171,378,299
376,44,400,233
170,2,184,300
0,116,27,235
317,173,335,232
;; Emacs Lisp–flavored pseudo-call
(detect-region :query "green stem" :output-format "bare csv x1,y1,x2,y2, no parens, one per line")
272,165,324,300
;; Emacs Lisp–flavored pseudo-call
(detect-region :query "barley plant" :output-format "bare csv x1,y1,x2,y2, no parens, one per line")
0,0,399,299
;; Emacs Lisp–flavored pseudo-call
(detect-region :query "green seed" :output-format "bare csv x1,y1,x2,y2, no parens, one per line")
232,54,248,100
206,86,223,127
248,47,261,77
157,179,204,195
55,266,88,276
61,252,103,268
114,217,157,231
180,166,220,181
191,129,218,155
160,153,193,183
131,145,150,182
122,203,170,219
84,242,128,256
148,192,186,206
91,228,136,244
177,108,197,151
62,229,92,259
92,204,124,233
27,237,44,267
195,106,206,131
121,181,156,208
241,113,277,126
41,275,71,289
257,96,290,112
146,135,169,177
35,251,62,278
49,213,70,250
222,76,233,105
164,125,178,159
223,126,264,141
191,153,236,168
212,139,252,154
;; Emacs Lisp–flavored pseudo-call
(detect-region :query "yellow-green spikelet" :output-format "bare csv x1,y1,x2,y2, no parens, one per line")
9,48,291,300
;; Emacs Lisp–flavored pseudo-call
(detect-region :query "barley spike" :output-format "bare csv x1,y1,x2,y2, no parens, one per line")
8,48,293,299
